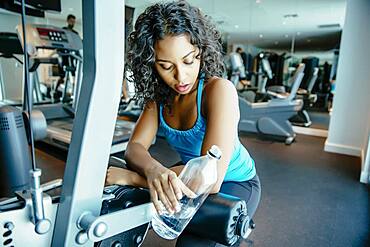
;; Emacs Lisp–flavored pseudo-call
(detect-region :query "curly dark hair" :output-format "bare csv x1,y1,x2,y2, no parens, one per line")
126,0,225,106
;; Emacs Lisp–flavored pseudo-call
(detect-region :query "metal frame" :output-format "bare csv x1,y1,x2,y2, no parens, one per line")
0,1,257,245
0,59,4,101
0,0,153,246
72,53,83,110
51,0,135,245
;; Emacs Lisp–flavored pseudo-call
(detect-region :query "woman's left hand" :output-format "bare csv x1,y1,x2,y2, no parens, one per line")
105,166,138,186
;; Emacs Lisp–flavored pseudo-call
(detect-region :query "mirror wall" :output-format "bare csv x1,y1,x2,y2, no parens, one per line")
126,0,346,131
0,0,346,131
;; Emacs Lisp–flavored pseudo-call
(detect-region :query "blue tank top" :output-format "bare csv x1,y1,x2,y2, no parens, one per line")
159,77,256,182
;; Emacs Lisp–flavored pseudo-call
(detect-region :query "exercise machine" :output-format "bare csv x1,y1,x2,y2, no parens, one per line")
266,60,319,127
238,54,274,103
310,61,332,111
253,52,286,90
16,23,134,154
289,67,319,127
235,57,305,144
0,1,255,246
228,52,247,88
238,96,303,145
118,71,142,121
0,32,27,105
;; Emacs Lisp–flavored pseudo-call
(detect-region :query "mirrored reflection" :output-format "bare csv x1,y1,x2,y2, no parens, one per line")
0,0,82,105
0,0,346,131
0,0,84,153
126,0,345,131
0,0,138,154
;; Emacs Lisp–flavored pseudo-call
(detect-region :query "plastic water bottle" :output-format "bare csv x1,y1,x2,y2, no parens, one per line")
152,145,222,240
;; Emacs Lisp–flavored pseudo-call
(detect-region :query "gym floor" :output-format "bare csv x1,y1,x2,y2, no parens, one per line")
307,111,331,130
31,133,370,247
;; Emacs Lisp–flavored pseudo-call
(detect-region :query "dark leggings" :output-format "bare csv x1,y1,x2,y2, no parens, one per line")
175,174,261,247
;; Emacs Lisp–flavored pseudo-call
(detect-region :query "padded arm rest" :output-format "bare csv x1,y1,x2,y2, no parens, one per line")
186,193,250,246
102,184,253,246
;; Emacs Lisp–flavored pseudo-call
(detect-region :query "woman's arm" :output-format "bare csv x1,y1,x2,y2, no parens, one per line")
106,165,185,188
202,77,240,193
122,102,190,214
124,101,185,178
124,101,161,175
134,165,185,186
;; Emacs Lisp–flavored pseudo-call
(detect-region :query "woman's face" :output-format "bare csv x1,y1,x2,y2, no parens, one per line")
154,34,201,95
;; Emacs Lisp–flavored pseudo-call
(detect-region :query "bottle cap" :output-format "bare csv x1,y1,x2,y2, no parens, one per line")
208,145,222,160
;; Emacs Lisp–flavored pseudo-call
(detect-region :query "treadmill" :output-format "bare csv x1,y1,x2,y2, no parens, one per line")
45,117,134,153
17,24,133,153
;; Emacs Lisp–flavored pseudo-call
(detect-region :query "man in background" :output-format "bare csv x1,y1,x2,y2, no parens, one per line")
63,14,79,35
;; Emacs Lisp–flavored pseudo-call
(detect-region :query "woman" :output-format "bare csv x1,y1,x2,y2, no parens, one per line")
106,1,261,246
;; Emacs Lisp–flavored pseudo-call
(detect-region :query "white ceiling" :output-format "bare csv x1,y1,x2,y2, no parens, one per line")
45,0,347,51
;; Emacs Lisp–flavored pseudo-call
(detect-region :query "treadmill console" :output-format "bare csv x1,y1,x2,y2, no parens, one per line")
36,27,68,43
16,24,82,54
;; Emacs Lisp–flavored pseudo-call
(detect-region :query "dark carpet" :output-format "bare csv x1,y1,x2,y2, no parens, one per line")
3,133,367,247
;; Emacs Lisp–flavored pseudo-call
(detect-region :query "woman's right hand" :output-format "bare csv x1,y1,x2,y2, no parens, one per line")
146,164,195,215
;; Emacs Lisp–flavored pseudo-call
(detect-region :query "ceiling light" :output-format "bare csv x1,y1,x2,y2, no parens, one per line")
69,7,74,11
234,25,239,29
282,21,287,25
259,34,263,38
296,32,301,36
256,0,261,4
284,34,289,38
318,23,341,28
283,14,298,18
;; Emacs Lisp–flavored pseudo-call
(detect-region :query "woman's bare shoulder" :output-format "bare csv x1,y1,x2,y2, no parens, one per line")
203,76,237,99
